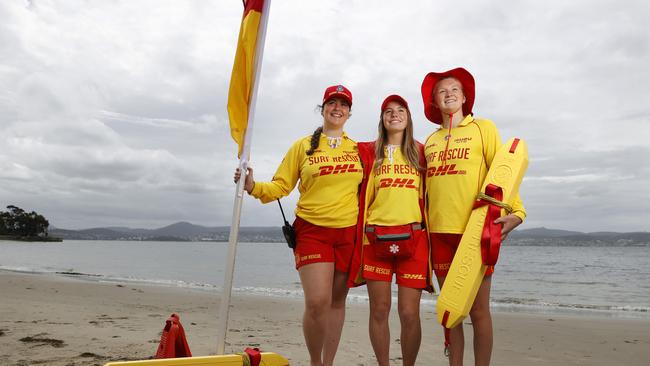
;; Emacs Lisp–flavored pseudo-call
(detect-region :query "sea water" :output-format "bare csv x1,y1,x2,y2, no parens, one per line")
1,240,648,319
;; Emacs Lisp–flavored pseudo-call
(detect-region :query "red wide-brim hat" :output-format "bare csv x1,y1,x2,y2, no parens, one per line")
421,67,475,124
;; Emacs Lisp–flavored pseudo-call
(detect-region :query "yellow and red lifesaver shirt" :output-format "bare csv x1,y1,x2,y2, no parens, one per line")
250,133,362,228
424,115,526,234
347,141,433,290
366,146,422,226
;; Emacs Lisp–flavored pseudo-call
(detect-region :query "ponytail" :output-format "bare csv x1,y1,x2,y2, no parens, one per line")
306,126,323,156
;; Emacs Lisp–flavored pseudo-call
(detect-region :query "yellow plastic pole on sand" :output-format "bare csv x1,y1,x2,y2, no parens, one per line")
104,352,289,366
436,137,529,329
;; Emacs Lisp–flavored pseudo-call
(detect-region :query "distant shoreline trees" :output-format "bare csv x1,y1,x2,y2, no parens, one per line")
0,205,51,239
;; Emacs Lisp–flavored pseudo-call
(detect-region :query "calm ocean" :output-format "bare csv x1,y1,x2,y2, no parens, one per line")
1,240,648,319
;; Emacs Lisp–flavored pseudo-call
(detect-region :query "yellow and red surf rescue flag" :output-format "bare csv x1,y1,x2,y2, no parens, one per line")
227,0,265,157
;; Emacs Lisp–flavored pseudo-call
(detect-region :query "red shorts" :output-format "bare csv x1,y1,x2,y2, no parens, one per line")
362,227,429,289
430,233,494,277
293,216,356,271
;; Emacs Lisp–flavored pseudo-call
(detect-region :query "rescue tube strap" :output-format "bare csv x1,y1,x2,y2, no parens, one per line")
442,310,451,357
509,138,521,153
240,347,262,366
473,184,505,266
444,327,451,357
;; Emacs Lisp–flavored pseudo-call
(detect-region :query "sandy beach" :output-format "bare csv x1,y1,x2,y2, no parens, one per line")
1,270,648,366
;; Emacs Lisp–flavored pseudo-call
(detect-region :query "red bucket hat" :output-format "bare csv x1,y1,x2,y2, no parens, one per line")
421,68,475,124
381,94,409,112
322,84,353,107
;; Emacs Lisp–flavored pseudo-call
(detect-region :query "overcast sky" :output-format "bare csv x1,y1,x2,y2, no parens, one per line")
1,0,649,232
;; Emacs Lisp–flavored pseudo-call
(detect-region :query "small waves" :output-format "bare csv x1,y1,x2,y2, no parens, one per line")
518,279,620,287
492,297,650,318
0,265,44,274
3,242,649,320
4,265,649,319
1,266,219,291
234,286,304,298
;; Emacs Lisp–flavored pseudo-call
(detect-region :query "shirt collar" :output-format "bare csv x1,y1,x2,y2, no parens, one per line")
438,114,474,131
321,131,349,139
458,114,474,127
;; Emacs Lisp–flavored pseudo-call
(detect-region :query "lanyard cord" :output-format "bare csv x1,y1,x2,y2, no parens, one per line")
276,199,291,225
441,112,454,167
440,112,455,357
386,144,399,164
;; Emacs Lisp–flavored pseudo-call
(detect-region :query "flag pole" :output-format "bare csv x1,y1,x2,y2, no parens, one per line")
216,0,272,355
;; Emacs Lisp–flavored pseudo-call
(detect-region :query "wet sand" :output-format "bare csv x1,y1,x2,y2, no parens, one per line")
1,270,648,365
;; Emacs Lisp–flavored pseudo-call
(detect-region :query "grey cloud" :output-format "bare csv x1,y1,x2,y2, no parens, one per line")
520,145,650,231
1,0,648,232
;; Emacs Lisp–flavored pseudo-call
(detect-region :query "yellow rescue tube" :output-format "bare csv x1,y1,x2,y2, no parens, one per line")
104,352,289,366
436,137,529,329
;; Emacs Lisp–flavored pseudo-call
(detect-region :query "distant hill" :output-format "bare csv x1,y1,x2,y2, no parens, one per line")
508,227,650,246
508,227,583,238
50,223,285,242
48,223,649,246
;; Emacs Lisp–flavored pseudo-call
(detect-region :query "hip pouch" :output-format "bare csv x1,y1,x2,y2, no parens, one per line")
365,223,421,260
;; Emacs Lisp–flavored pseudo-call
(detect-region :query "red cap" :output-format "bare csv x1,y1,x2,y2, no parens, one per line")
381,94,409,112
421,68,475,124
322,85,353,106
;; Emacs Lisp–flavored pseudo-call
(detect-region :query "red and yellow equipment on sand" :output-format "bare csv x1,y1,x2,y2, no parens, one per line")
436,137,528,329
104,314,289,365
104,352,289,366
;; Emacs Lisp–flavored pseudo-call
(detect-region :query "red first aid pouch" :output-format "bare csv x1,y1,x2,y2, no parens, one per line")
366,224,420,259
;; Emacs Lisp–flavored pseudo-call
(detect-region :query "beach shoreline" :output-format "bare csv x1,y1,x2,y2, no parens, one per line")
1,270,649,365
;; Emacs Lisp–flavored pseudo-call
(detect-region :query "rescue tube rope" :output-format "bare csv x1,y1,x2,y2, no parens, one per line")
475,192,513,214
240,353,251,366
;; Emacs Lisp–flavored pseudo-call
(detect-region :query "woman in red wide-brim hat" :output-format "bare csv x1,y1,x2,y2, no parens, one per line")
421,68,526,366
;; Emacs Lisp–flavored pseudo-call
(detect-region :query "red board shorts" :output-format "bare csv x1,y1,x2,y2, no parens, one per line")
293,216,356,271
362,226,428,289
430,233,494,277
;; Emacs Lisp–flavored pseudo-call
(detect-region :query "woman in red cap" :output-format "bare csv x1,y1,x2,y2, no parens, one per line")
235,84,362,366
348,94,432,366
421,68,526,366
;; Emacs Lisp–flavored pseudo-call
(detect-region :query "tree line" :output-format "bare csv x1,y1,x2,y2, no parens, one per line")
0,205,50,238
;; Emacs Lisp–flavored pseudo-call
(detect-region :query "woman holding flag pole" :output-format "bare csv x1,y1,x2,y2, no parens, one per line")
421,68,526,366
234,85,362,366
